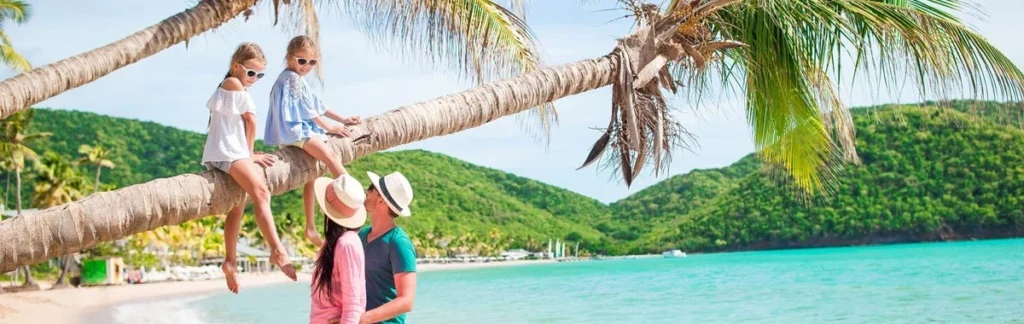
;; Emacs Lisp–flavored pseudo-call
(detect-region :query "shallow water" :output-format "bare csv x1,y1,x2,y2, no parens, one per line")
115,239,1024,323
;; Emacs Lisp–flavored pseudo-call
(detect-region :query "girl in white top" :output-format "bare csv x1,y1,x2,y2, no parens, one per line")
201,43,297,294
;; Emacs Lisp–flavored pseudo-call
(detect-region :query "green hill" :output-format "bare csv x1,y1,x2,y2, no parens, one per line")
606,155,759,241
620,102,1024,253
3,108,609,255
7,100,1024,259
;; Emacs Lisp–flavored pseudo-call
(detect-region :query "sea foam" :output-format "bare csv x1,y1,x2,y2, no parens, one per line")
111,295,211,324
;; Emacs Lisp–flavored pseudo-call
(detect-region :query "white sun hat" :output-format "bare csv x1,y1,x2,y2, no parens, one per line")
367,171,413,217
312,173,368,228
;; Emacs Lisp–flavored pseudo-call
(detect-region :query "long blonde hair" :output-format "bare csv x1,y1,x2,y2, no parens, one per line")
224,42,266,80
210,43,266,129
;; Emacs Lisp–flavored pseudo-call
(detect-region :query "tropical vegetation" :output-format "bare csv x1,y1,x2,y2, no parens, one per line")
6,100,1024,268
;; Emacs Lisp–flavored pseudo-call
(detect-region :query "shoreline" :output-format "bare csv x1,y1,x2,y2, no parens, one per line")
417,258,557,272
0,258,561,324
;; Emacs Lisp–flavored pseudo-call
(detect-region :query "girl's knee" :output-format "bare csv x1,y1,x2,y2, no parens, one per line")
252,184,272,202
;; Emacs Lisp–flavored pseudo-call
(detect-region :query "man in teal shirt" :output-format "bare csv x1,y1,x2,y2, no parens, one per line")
359,171,417,324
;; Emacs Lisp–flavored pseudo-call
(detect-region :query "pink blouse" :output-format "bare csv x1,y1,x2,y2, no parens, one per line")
310,231,366,324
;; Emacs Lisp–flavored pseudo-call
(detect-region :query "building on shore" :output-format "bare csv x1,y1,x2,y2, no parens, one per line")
200,238,272,273
500,249,531,260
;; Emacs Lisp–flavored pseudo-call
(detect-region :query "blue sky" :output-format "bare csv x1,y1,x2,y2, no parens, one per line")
2,1,1022,203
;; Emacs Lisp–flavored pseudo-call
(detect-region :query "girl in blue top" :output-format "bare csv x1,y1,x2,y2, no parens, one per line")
264,35,361,248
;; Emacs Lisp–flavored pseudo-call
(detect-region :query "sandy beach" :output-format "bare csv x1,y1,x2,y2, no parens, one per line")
0,259,557,324
0,272,308,324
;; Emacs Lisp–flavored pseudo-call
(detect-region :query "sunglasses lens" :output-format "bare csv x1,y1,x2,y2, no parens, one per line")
256,73,265,79
298,58,308,65
246,70,256,77
309,60,318,66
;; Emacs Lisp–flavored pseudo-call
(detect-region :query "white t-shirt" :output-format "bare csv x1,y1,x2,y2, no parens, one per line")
202,87,257,163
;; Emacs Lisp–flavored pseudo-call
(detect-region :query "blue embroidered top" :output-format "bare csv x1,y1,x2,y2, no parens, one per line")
264,70,328,145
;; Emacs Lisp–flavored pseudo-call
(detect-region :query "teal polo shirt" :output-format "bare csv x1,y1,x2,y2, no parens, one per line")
359,226,417,324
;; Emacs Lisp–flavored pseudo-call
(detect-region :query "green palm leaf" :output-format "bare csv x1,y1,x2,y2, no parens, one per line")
0,0,30,72
0,0,29,24
680,0,1024,194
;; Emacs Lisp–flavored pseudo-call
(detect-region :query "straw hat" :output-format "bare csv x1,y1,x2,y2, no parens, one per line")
367,171,413,217
312,174,367,228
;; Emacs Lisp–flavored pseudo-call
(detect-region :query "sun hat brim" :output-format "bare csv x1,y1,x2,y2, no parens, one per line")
367,171,411,217
312,177,367,228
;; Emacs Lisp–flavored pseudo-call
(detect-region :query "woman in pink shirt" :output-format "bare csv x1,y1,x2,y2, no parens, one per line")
310,174,368,324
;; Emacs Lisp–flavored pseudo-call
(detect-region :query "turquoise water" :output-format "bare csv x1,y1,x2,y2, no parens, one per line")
118,239,1024,323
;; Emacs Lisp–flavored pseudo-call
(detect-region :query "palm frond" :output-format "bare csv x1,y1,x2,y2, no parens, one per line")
335,0,543,81
0,0,30,24
274,0,325,84
77,144,93,155
20,132,50,142
0,29,29,72
675,0,1024,194
334,0,556,138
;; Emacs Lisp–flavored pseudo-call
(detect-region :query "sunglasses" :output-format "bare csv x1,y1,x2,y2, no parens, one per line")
242,67,265,79
296,57,318,66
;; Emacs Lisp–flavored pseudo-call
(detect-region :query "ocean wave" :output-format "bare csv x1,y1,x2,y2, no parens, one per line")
111,295,212,324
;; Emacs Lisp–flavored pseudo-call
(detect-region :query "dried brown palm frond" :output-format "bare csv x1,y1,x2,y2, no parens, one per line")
576,0,743,187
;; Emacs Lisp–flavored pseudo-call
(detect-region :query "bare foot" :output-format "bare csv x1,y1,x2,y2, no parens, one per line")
306,227,325,248
221,262,239,294
271,250,297,281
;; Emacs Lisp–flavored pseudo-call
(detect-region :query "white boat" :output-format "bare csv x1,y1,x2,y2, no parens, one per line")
662,249,686,258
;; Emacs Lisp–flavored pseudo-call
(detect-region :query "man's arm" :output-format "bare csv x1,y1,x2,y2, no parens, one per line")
360,272,416,324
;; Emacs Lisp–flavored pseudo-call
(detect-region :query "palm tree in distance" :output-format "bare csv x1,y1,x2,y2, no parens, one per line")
75,144,115,194
30,152,86,289
0,109,49,288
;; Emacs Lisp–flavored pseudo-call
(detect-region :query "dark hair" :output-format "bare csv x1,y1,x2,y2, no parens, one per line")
312,217,358,302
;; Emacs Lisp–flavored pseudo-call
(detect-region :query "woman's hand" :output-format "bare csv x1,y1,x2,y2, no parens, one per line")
253,152,277,167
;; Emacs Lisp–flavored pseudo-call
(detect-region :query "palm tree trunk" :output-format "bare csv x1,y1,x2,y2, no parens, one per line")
19,265,37,290
0,54,618,273
4,169,9,210
12,168,38,289
0,0,256,120
94,166,102,194
14,169,21,216
51,255,70,289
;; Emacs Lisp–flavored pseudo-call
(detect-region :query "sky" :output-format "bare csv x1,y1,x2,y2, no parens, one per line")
1,0,1022,203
